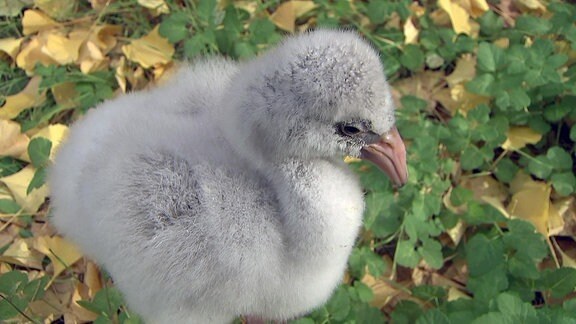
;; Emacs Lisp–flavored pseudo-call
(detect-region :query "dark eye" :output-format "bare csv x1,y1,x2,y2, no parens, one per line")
339,124,361,136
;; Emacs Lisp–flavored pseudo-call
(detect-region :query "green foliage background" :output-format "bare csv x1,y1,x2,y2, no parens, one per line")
0,0,575,323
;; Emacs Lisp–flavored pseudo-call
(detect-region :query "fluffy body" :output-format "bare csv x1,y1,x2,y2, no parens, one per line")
50,30,396,323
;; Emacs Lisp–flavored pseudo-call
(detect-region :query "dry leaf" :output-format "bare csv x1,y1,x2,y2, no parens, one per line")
514,0,547,13
0,119,30,159
461,175,508,203
448,286,471,301
0,37,24,60
450,84,490,114
35,236,83,280
91,25,122,52
403,17,419,44
439,0,471,35
0,76,46,119
122,26,174,68
344,156,361,163
502,126,542,150
394,71,446,112
271,1,296,33
548,197,575,237
458,0,490,18
446,55,476,87
42,29,87,65
84,261,102,296
152,62,178,86
0,165,49,213
88,0,108,10
270,1,316,33
0,238,44,269
22,9,60,35
34,0,76,19
137,0,169,14
115,56,148,91
446,220,466,245
52,82,79,109
494,37,510,49
361,272,402,308
28,280,73,319
74,25,121,73
0,224,18,249
548,200,565,237
507,173,550,236
16,32,59,73
409,2,426,17
70,282,99,321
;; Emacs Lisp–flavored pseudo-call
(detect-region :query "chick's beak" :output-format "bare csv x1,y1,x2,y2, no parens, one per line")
360,127,408,186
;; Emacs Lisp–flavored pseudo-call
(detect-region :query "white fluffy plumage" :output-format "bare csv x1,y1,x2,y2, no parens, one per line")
49,30,403,323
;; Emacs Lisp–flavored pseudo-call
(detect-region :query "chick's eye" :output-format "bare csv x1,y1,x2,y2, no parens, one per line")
339,124,361,136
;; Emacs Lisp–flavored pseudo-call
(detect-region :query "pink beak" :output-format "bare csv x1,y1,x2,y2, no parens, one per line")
360,126,408,186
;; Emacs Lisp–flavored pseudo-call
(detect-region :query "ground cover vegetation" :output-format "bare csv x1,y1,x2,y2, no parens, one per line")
0,0,575,322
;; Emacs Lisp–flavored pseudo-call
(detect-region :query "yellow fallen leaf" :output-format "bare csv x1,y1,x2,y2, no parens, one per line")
0,76,46,119
73,25,120,73
0,119,30,158
16,33,59,73
448,286,471,301
35,236,83,280
344,156,361,163
122,26,174,68
462,175,507,203
84,261,102,296
0,37,23,60
151,61,178,86
446,54,476,87
70,282,99,321
502,126,542,150
457,0,489,18
22,9,60,35
34,0,75,19
515,0,547,13
271,1,296,33
409,2,426,17
494,37,510,49
548,197,574,237
450,84,490,114
438,0,471,35
361,272,400,308
0,238,44,269
403,17,419,44
42,29,87,65
52,82,79,109
137,0,169,14
0,165,49,213
115,56,129,93
446,220,466,245
87,24,122,53
88,0,108,10
507,174,550,236
547,199,564,237
270,1,316,33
